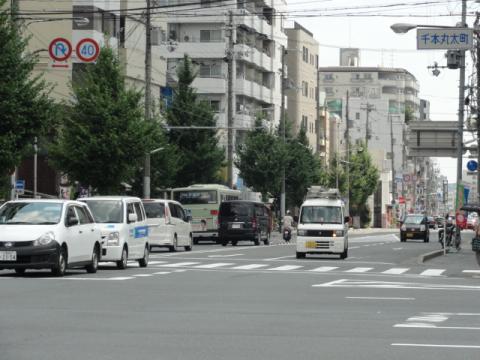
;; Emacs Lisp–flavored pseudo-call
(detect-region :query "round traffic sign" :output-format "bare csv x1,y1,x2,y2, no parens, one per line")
48,37,72,62
467,160,478,172
76,38,100,63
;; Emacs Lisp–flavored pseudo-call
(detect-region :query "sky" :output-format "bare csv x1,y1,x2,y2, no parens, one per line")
286,0,479,183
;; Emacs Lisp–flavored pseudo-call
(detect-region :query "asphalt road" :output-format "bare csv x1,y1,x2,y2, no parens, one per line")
1,229,479,360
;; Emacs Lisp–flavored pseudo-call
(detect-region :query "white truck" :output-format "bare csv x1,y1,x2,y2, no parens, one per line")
296,187,349,259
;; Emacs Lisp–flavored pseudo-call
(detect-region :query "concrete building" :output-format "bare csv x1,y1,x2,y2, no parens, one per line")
158,0,288,185
284,22,319,152
318,49,421,227
14,0,167,197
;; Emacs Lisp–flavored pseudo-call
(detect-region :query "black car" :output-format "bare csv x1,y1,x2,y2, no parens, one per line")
427,216,436,229
218,200,271,246
400,214,429,242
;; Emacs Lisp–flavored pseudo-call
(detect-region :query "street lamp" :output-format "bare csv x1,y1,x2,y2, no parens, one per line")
390,0,467,245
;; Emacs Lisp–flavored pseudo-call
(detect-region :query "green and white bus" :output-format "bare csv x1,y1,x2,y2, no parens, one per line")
172,184,241,243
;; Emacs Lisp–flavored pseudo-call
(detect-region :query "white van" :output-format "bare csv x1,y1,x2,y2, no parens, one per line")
142,199,193,252
296,189,349,259
80,196,149,269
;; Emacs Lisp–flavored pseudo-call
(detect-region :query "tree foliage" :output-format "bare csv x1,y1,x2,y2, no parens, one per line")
166,55,225,186
0,1,56,178
50,47,158,194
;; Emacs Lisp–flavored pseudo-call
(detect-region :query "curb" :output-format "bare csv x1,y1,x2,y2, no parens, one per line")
418,249,444,263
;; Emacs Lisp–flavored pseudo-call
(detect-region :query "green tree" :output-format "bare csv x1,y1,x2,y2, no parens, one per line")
285,126,322,208
166,55,225,186
235,117,286,201
0,1,56,180
50,47,158,194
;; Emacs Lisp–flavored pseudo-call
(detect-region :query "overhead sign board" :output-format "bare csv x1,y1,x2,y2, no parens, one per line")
407,121,458,157
48,37,100,67
417,28,473,50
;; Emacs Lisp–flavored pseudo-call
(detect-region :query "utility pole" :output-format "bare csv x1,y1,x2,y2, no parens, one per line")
476,12,480,204
34,137,38,199
143,0,152,199
345,90,350,217
454,0,467,241
226,11,235,189
280,45,286,220
361,102,375,148
390,114,396,207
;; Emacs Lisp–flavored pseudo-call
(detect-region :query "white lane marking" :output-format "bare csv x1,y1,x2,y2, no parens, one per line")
60,277,135,281
152,271,171,275
345,267,373,273
312,279,480,291
346,297,415,301
133,274,153,277
392,248,403,251
394,324,480,330
391,234,400,241
264,255,294,261
173,269,188,273
158,262,199,268
407,314,448,323
208,254,243,258
268,265,303,271
194,263,234,269
382,268,409,275
463,270,480,274
310,266,338,272
148,261,167,265
391,343,480,349
349,246,360,249
420,269,445,276
232,264,269,270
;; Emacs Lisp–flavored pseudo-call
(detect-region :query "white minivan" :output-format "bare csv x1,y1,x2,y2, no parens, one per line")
80,196,149,269
296,190,349,260
142,199,193,252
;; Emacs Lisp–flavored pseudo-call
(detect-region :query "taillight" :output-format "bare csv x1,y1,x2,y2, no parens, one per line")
251,217,257,229
210,209,219,216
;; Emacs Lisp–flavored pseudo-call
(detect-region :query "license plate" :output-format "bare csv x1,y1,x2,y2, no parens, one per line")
231,224,241,229
406,233,413,238
0,251,17,261
306,241,316,249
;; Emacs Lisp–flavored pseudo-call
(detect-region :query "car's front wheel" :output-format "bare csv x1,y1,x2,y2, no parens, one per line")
86,246,99,273
116,246,128,269
296,252,306,259
14,268,26,275
185,236,193,251
52,247,67,277
138,245,149,268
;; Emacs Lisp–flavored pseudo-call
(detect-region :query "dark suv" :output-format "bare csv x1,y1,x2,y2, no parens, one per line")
218,201,271,246
400,214,429,242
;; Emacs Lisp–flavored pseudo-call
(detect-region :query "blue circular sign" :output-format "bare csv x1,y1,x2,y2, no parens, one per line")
467,160,478,171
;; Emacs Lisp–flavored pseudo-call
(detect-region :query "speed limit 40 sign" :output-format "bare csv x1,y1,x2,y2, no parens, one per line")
76,38,100,63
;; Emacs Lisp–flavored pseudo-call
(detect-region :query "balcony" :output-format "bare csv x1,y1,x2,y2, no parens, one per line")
192,77,226,94
235,113,255,129
235,44,273,71
236,10,273,39
235,78,273,103
159,41,226,59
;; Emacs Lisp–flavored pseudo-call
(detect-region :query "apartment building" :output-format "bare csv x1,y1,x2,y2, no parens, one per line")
158,0,288,184
284,22,319,152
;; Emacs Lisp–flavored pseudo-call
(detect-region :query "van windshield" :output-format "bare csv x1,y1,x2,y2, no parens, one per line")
300,206,343,224
82,200,123,223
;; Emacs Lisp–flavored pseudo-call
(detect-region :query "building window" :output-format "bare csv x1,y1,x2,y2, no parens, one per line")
302,115,308,130
355,112,360,120
315,55,319,68
198,63,222,78
323,73,334,82
302,46,309,63
200,29,222,42
324,87,334,96
302,81,308,97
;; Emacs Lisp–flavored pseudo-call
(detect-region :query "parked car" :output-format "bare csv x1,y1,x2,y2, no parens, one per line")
218,200,271,246
80,196,149,269
400,214,429,242
467,213,478,230
0,200,102,276
435,216,444,228
427,216,437,229
142,199,193,252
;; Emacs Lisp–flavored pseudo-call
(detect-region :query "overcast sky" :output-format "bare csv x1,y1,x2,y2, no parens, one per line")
286,0,479,183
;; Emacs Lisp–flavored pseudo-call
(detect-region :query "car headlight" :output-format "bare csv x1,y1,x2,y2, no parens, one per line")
297,229,306,236
420,225,425,231
333,230,344,237
401,225,406,231
34,232,55,246
106,232,120,246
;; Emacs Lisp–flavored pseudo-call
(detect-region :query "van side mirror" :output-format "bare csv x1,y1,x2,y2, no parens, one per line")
67,216,79,227
128,213,138,223
185,214,192,222
344,216,350,224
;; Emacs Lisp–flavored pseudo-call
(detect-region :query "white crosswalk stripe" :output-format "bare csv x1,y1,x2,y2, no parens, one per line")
195,263,234,269
345,267,373,273
420,269,445,276
382,268,410,275
232,264,269,270
310,266,339,272
158,262,200,268
148,261,167,265
268,265,304,271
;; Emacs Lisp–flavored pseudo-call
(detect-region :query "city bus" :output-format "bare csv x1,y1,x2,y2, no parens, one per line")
172,184,241,243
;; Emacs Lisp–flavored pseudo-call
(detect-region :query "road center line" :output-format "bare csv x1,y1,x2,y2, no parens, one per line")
392,343,480,349
346,297,415,300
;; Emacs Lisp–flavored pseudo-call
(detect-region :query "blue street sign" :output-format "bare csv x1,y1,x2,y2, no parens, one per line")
15,180,25,195
467,160,478,172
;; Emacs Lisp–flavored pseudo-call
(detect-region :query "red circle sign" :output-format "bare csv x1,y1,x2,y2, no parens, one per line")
76,38,100,63
48,37,72,62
